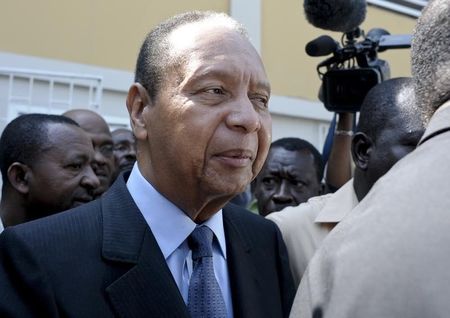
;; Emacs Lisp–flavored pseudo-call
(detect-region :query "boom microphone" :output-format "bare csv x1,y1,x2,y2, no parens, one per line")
303,0,367,33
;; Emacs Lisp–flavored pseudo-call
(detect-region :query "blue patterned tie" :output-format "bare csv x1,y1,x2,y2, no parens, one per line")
187,226,227,318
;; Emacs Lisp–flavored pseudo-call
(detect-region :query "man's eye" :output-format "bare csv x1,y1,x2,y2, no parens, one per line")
292,180,306,188
67,163,82,170
250,95,269,109
100,144,114,157
114,145,128,152
262,177,276,187
206,87,225,95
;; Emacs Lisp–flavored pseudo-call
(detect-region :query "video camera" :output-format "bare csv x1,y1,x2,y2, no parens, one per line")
306,28,411,112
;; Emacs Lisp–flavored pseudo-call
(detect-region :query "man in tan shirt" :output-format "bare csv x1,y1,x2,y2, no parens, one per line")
291,1,450,316
268,77,426,286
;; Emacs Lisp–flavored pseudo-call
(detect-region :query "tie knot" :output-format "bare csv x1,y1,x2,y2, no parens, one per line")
188,226,214,260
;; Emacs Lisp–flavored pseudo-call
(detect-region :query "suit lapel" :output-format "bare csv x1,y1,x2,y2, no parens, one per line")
223,205,266,318
101,174,189,318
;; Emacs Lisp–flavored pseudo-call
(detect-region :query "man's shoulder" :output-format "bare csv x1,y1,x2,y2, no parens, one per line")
1,175,134,247
266,194,332,231
1,199,103,245
223,203,283,247
223,203,269,224
224,202,278,229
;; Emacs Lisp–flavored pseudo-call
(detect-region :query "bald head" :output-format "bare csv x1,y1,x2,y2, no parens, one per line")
352,78,426,201
63,109,111,136
134,11,248,102
63,109,116,197
357,77,424,141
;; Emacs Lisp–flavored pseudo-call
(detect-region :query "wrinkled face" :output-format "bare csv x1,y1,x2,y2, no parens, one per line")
112,129,136,173
139,22,271,217
75,114,116,196
26,124,100,218
254,147,322,217
366,110,425,189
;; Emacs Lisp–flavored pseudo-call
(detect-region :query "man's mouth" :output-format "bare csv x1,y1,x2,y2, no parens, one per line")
270,201,296,213
72,196,94,207
213,149,254,168
95,172,109,180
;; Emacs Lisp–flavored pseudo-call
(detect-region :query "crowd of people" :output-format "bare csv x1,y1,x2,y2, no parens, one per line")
0,110,136,230
0,0,448,316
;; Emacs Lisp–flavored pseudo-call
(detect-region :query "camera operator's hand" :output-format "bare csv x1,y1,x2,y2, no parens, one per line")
326,112,354,192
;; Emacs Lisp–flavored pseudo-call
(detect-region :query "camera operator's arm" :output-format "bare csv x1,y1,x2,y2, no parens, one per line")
326,112,354,192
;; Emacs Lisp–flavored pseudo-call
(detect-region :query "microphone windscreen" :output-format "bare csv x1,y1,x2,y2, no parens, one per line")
304,0,367,33
305,35,338,56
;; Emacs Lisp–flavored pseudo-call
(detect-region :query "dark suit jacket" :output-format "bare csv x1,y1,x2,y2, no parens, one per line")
0,173,295,317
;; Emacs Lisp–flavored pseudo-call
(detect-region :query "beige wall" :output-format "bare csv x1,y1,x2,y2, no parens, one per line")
1,1,416,102
0,0,228,71
0,0,419,150
262,2,417,100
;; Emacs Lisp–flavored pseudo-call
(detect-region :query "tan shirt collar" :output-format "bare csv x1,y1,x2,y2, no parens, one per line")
315,179,358,224
420,100,450,145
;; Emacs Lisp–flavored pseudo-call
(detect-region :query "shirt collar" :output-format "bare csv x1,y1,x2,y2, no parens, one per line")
419,100,450,145
315,179,358,224
126,163,227,260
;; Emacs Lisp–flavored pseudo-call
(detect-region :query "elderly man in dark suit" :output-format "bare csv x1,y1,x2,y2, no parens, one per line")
0,11,294,318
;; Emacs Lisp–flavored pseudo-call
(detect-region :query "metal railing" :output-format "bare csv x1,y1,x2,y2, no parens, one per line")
0,68,103,122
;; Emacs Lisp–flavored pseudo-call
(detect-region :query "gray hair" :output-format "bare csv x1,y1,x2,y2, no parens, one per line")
412,0,450,120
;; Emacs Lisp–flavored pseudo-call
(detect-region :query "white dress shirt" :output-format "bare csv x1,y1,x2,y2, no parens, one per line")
126,164,233,317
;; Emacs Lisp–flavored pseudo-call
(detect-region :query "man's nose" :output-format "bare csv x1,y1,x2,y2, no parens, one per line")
225,95,261,133
272,181,293,203
93,150,107,166
126,146,137,160
81,166,101,190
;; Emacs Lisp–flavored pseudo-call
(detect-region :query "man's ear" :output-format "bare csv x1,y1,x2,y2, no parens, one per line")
351,132,373,171
7,162,31,194
126,83,151,141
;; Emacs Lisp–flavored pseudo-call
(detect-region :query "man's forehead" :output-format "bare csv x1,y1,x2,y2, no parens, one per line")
47,123,86,142
167,20,251,61
168,18,238,47
87,131,113,146
65,111,110,135
79,119,110,135
112,130,133,141
269,147,314,162
43,124,91,153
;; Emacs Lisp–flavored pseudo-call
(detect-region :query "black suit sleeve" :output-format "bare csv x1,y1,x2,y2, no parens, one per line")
0,229,59,317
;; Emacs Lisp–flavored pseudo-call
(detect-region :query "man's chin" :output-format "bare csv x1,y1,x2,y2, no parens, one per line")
201,172,247,193
94,184,109,197
71,198,93,208
71,201,84,208
267,203,296,215
119,163,135,173
97,175,110,183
